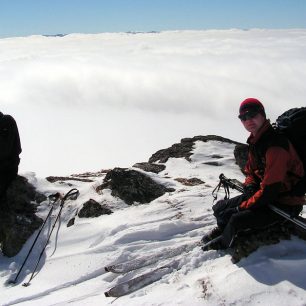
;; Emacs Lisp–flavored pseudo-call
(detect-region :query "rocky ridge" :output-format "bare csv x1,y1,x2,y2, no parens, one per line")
1,135,304,263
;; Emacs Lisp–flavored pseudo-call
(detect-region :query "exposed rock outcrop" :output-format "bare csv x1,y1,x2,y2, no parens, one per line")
175,178,205,186
78,199,113,218
203,161,223,166
99,167,174,205
0,176,45,257
234,143,249,173
46,176,94,183
231,221,302,263
133,162,166,174
149,135,241,163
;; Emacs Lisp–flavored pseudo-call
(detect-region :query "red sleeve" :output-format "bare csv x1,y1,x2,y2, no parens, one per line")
244,152,258,186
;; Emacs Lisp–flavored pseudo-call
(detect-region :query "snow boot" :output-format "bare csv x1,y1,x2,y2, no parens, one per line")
201,226,222,244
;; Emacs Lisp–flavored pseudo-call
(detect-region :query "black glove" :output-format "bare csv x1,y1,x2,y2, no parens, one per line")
289,205,303,218
243,184,258,199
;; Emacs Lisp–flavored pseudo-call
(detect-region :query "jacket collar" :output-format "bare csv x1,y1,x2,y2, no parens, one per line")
247,119,271,145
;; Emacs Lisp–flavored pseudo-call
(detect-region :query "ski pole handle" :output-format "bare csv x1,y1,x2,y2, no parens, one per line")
48,192,61,203
219,173,244,193
61,188,79,205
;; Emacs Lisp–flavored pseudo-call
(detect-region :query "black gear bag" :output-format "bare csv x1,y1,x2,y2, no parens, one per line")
274,107,306,195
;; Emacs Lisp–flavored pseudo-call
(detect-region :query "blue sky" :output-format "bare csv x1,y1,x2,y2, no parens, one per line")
0,0,306,38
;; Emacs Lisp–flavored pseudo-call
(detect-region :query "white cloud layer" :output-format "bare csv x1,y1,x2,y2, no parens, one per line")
1,30,306,176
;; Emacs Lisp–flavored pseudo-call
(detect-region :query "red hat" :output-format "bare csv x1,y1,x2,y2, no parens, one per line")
239,98,265,117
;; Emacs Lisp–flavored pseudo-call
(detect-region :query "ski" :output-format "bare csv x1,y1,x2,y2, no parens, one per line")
104,236,221,298
104,259,180,297
105,240,199,274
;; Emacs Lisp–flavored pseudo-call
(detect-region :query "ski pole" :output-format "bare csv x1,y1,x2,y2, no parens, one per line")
22,188,79,287
8,193,61,285
268,204,306,231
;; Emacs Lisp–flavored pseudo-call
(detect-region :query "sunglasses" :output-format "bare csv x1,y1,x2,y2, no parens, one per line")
238,111,259,121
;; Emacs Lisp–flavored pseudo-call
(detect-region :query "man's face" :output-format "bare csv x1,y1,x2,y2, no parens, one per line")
240,112,266,135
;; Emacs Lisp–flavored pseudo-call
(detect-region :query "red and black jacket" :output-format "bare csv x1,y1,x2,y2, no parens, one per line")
240,120,305,209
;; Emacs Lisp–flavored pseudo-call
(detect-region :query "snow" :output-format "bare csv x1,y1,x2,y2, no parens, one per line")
1,29,306,176
1,140,305,305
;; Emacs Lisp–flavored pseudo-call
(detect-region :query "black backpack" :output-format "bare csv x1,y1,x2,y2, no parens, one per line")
274,107,306,195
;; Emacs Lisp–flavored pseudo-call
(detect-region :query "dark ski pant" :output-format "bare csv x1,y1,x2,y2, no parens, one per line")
0,164,18,207
0,164,18,220
212,195,300,248
0,166,18,242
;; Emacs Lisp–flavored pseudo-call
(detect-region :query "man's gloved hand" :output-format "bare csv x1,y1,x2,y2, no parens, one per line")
289,205,303,218
243,184,258,199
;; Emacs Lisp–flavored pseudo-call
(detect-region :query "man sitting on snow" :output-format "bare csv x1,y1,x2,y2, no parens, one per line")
202,98,305,251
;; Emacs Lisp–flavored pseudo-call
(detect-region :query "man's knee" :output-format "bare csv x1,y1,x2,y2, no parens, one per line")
227,210,252,231
213,199,228,216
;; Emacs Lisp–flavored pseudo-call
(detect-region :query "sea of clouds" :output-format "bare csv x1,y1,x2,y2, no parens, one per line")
0,29,306,176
